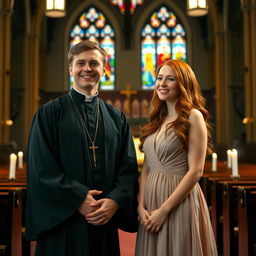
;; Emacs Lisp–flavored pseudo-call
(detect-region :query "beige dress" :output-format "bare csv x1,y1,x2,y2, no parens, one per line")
135,129,218,256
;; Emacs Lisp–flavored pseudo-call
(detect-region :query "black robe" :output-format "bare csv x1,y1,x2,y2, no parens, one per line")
25,90,138,256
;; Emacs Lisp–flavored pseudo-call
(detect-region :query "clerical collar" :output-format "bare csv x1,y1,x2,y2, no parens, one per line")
72,86,98,102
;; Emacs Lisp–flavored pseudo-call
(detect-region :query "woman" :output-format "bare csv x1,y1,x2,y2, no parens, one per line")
135,60,217,256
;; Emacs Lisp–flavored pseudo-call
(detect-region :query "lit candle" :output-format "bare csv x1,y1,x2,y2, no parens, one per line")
18,151,23,169
9,153,17,180
212,152,217,172
227,149,232,168
231,149,239,177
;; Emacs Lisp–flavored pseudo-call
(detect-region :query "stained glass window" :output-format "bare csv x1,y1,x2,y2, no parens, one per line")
110,0,144,14
141,6,187,90
69,7,115,90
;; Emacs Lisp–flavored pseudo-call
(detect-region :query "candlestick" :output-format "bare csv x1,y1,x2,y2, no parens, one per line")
9,153,17,180
18,151,23,169
212,152,217,172
231,149,239,177
227,149,232,168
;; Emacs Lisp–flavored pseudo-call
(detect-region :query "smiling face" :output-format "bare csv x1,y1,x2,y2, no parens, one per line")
69,49,106,95
155,64,179,103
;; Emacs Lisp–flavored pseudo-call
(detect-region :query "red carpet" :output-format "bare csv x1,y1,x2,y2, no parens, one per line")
30,230,137,255
118,229,137,256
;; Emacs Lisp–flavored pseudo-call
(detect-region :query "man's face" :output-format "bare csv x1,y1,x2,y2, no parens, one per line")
69,49,106,95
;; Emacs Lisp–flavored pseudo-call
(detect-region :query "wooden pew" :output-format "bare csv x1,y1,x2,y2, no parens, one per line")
201,161,256,255
237,186,256,256
0,166,27,256
0,187,25,256
219,181,256,256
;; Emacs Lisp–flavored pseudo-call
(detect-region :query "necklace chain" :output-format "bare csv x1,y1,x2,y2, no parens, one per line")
68,92,100,166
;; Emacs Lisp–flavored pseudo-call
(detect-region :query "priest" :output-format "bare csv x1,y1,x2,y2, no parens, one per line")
25,40,138,256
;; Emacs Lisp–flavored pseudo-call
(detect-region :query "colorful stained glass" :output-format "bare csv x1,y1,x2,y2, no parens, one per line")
141,36,156,88
157,6,170,21
130,0,144,14
111,0,125,14
141,6,187,89
69,7,115,90
157,36,171,66
172,36,186,60
110,0,144,14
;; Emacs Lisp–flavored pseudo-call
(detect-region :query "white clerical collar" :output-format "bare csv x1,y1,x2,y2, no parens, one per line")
73,87,98,102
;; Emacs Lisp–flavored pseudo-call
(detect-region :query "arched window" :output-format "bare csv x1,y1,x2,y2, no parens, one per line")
141,6,187,90
69,6,115,90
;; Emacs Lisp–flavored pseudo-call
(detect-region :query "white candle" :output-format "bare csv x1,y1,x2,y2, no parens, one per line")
9,153,17,180
231,149,239,177
212,152,217,172
18,151,23,169
227,149,232,168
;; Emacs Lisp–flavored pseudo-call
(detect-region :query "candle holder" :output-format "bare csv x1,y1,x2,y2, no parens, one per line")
230,174,240,180
9,177,15,182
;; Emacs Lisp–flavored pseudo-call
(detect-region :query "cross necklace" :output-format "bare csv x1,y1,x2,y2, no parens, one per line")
69,92,99,167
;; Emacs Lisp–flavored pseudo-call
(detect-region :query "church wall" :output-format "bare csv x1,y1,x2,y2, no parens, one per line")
8,0,215,151
5,0,255,162
43,0,211,92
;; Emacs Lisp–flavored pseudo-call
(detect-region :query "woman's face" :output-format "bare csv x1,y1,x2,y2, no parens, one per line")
155,65,179,102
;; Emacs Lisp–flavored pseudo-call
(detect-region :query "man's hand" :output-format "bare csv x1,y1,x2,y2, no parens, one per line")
78,190,102,216
85,198,118,225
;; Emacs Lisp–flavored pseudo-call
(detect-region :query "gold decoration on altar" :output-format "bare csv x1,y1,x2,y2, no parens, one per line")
120,84,137,117
133,137,144,167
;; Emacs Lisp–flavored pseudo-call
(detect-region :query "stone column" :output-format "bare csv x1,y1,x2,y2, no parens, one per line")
24,0,44,142
250,0,256,142
208,0,226,145
0,0,14,144
241,0,255,143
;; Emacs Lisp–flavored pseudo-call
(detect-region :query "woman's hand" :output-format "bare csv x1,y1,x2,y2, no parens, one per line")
144,207,168,234
138,205,150,227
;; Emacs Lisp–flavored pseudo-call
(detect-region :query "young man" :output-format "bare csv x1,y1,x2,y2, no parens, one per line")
25,40,138,256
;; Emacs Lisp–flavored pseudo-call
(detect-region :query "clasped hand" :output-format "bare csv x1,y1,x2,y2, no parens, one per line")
78,190,118,226
138,205,168,234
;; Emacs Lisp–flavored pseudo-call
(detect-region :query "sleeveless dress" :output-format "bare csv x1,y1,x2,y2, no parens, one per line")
135,129,218,256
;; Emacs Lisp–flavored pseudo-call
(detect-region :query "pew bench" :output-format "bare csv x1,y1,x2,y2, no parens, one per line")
219,181,256,256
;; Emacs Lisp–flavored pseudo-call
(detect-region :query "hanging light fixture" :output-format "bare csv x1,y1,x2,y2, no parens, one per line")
187,0,208,17
45,0,66,18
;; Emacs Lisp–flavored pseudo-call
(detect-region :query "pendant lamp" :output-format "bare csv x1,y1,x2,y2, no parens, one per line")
187,0,208,17
46,0,66,18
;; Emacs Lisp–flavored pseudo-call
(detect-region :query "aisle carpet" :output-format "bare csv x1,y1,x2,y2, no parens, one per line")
118,229,137,256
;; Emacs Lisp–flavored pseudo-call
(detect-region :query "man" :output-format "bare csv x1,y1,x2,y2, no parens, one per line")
25,40,138,256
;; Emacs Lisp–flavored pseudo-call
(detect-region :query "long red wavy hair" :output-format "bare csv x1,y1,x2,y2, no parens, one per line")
139,59,212,155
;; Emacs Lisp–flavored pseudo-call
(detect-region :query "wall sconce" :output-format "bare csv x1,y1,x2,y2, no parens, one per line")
1,120,13,126
187,0,208,17
243,117,254,124
45,0,66,18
